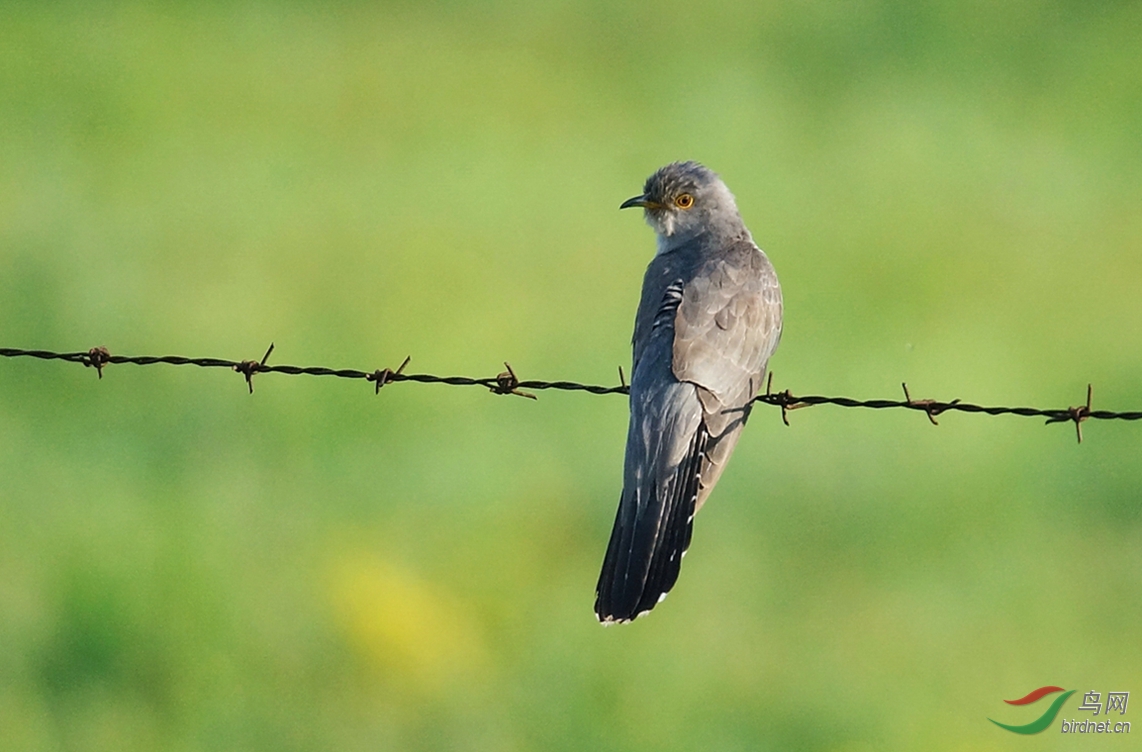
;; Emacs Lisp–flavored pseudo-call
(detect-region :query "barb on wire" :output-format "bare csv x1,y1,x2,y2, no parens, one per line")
764,371,814,427
368,355,411,394
233,343,276,394
1043,383,1093,443
491,362,537,400
2,345,1141,444
901,382,960,426
84,346,111,379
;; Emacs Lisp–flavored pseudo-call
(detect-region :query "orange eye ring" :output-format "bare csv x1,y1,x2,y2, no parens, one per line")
674,193,695,209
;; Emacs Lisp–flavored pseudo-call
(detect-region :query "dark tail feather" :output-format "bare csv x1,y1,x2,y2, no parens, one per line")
594,425,708,623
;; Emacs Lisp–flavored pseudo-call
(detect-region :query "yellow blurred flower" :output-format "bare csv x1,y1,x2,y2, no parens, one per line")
329,553,488,692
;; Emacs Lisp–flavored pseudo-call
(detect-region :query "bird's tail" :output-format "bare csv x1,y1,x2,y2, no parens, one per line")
594,423,708,624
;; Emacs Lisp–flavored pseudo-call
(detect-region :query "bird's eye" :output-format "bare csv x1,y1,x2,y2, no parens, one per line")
674,193,694,209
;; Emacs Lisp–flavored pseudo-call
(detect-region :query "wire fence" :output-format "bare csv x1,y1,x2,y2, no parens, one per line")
3,344,1140,443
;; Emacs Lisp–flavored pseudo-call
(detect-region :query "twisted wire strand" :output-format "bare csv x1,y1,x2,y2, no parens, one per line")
2,347,1139,441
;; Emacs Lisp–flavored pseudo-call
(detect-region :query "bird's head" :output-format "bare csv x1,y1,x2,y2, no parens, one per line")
620,161,744,248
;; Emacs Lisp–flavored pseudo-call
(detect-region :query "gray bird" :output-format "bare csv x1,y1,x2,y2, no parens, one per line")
595,161,783,624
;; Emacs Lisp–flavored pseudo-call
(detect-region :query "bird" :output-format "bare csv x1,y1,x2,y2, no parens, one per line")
595,161,783,624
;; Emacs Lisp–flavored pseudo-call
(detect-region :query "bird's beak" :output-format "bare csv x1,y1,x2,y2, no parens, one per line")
620,194,659,210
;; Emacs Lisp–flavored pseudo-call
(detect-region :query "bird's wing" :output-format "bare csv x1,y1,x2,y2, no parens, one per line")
672,244,783,405
673,243,783,510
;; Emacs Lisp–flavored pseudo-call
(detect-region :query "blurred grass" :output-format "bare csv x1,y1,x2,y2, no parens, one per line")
1,1,1140,750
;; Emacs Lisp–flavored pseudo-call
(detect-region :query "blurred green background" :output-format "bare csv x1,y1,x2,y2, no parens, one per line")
1,2,1140,750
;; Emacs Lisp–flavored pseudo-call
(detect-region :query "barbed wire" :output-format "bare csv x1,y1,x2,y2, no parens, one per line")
2,344,1140,443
